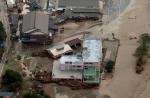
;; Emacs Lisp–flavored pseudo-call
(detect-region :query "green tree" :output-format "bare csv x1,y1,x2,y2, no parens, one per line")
104,60,115,73
2,69,23,90
0,21,6,43
134,33,150,73
134,33,150,62
138,33,150,44
134,42,148,58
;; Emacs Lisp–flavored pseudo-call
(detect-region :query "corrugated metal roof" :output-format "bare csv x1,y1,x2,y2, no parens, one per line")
58,0,99,8
82,39,102,63
22,11,49,34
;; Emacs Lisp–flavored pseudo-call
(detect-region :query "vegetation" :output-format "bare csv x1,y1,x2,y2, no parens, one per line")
0,21,6,44
104,60,115,73
23,91,50,98
2,69,23,90
3,59,22,74
134,33,150,74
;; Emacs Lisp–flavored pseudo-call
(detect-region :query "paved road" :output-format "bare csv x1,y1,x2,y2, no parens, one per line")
0,0,11,77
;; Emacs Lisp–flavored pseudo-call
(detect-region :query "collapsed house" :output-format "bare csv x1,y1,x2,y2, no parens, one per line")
27,0,54,11
27,0,48,10
21,11,54,44
52,39,102,84
55,0,101,23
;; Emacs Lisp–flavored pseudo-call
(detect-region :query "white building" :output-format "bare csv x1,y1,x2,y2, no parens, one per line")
52,39,102,82
82,39,102,69
59,55,83,71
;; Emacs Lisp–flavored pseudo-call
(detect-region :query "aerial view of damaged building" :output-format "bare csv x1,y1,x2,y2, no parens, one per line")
52,39,102,85
8,0,103,88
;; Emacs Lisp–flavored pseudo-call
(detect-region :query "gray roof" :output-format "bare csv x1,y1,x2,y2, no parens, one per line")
22,11,49,34
58,0,99,8
10,14,18,29
55,8,100,23
72,8,100,13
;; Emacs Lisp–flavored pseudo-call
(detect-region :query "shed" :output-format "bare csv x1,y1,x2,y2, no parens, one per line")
46,44,73,58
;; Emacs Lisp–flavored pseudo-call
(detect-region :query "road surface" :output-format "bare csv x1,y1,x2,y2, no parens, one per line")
0,0,11,77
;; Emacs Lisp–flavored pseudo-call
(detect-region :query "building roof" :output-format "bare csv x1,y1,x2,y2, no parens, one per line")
10,14,18,29
59,55,82,65
83,66,97,76
52,60,82,79
57,0,99,9
72,8,100,13
82,39,102,63
83,66,100,84
28,0,48,10
22,11,49,34
46,44,73,58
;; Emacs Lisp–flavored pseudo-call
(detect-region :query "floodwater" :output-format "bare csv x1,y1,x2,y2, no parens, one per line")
43,0,131,98
8,0,131,98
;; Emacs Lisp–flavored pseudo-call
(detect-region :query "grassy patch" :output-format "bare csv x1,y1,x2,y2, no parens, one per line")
3,59,22,75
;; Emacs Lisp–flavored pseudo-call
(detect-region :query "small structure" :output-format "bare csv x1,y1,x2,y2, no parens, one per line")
46,44,73,58
64,36,82,48
6,0,16,8
0,92,14,98
9,14,18,34
21,11,52,44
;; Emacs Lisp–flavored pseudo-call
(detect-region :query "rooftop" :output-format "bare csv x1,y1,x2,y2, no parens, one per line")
83,66,97,76
52,60,82,79
59,55,82,65
22,11,49,34
46,44,73,57
57,0,99,9
82,39,102,63
83,67,100,84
